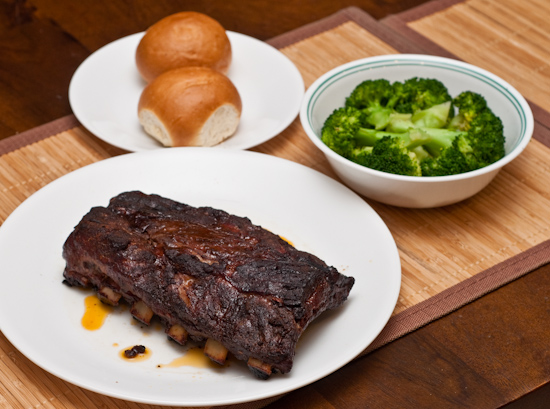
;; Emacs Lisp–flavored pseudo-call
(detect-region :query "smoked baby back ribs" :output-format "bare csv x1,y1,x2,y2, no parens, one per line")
62,191,355,378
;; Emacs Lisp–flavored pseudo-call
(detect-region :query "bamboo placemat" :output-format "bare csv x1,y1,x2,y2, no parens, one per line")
1,2,550,408
383,0,550,114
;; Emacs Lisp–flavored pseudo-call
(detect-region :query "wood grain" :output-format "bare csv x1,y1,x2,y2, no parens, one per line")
3,16,546,313
1,1,550,408
0,128,111,221
254,20,550,314
0,0,430,141
266,264,550,409
408,0,550,112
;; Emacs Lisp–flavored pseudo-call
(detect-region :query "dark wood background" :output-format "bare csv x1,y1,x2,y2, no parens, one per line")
0,0,428,140
1,1,550,408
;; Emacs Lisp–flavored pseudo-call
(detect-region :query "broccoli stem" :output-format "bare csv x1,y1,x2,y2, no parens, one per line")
418,128,466,157
354,128,384,146
410,145,431,161
364,93,413,130
365,108,392,130
411,101,452,128
355,128,431,150
385,113,413,133
355,125,465,159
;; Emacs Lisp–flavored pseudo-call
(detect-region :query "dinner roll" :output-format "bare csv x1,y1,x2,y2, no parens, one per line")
136,11,232,82
138,66,242,147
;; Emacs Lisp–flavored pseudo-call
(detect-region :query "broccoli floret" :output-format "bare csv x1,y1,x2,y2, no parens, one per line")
321,80,505,178
411,101,453,128
386,98,452,130
421,137,473,176
321,106,367,157
321,105,426,153
352,136,423,177
422,91,505,175
345,77,454,130
387,101,466,156
321,106,425,176
452,91,505,167
345,79,404,130
448,91,488,131
418,127,466,157
394,77,453,114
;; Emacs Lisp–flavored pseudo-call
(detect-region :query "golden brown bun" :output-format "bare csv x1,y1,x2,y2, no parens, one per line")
138,66,242,147
136,12,232,83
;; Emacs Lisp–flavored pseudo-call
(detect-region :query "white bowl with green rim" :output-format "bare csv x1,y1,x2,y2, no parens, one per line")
299,54,534,208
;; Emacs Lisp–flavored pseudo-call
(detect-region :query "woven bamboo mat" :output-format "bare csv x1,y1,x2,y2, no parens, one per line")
385,0,550,113
1,1,550,408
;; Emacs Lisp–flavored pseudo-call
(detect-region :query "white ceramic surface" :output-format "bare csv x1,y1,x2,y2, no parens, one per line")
69,32,304,152
300,54,534,208
0,149,401,406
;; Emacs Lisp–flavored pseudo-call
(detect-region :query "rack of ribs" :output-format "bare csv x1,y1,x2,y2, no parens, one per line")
62,191,355,378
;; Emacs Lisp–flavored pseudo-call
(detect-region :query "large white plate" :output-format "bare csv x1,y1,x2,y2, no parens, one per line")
0,149,400,406
69,32,305,151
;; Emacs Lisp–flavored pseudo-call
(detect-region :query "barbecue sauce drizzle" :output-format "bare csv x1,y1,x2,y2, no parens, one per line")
81,294,113,331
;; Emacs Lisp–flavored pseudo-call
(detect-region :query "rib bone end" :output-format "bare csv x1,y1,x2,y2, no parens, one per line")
166,324,188,345
204,338,228,365
130,300,154,324
247,357,272,380
97,286,122,306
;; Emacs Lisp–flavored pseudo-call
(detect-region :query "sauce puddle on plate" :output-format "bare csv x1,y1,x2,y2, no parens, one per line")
81,294,114,331
80,294,228,371
158,347,227,369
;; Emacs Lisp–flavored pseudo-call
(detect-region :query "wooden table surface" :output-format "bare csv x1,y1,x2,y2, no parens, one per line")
1,1,549,408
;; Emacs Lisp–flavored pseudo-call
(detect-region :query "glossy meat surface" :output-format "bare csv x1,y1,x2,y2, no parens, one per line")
62,191,354,375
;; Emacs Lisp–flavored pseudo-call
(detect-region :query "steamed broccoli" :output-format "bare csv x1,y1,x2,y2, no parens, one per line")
344,79,401,130
321,106,365,158
321,77,505,177
344,77,453,130
351,136,423,176
395,77,454,114
421,92,505,176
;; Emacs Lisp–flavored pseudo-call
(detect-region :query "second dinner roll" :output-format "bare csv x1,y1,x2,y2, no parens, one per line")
136,12,232,82
138,66,242,147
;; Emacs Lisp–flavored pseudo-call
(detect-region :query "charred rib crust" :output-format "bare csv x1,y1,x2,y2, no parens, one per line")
62,191,354,376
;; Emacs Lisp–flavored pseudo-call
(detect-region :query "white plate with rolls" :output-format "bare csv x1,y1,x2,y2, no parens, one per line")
69,31,305,152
